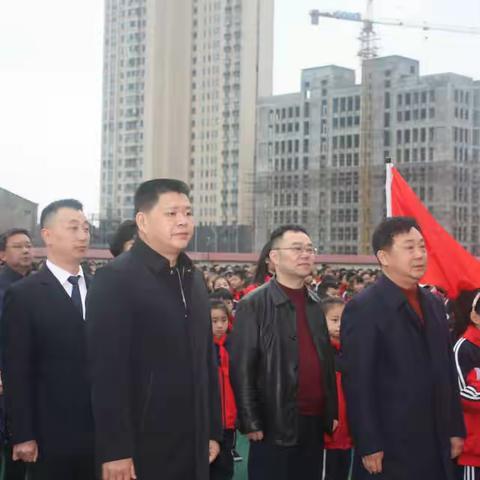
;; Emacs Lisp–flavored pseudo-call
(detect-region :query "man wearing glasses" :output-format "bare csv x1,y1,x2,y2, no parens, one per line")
230,224,338,480
0,229,33,311
0,228,33,480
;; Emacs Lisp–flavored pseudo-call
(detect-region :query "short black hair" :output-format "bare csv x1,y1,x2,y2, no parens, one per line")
209,299,229,316
317,275,340,298
134,179,190,214
40,199,83,228
371,217,422,255
270,224,309,247
320,275,339,289
0,228,31,251
209,288,233,301
320,297,345,315
109,220,137,257
230,268,246,280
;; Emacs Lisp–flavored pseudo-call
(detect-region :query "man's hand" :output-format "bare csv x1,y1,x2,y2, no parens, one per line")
12,440,38,462
332,420,339,432
450,437,464,459
362,451,384,475
247,431,264,442
209,440,220,464
102,458,136,480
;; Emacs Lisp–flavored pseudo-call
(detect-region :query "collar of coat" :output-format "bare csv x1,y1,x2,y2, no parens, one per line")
375,273,427,310
268,277,320,306
131,237,193,274
0,264,27,284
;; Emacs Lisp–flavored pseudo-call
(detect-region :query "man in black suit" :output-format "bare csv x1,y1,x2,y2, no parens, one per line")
0,228,33,311
341,217,465,480
1,199,95,479
0,228,33,479
87,179,222,480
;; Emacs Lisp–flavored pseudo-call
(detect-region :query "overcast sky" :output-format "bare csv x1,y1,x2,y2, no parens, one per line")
1,0,479,218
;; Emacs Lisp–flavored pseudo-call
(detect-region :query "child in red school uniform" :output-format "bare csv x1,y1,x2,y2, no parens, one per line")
210,300,238,480
454,291,480,480
321,297,353,480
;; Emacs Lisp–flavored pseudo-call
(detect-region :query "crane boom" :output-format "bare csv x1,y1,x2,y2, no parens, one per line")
310,9,480,35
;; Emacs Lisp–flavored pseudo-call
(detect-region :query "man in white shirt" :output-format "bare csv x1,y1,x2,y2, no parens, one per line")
1,199,95,480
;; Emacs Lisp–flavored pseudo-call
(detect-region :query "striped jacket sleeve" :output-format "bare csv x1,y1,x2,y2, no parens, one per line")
454,337,480,410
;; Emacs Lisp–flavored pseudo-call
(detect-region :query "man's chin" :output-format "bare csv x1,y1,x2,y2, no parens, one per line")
74,249,88,260
172,241,190,252
411,270,427,281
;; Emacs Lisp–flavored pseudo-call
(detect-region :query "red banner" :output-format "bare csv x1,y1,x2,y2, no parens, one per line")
390,166,480,298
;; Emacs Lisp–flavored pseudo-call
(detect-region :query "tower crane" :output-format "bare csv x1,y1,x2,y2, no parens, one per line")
310,2,480,253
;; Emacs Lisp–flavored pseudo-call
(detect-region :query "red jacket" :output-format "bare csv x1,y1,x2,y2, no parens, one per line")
455,325,480,467
324,339,353,450
214,335,237,430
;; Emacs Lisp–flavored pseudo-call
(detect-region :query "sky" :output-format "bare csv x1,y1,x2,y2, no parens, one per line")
1,0,479,218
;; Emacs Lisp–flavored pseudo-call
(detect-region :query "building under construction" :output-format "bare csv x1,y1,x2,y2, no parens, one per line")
254,55,480,255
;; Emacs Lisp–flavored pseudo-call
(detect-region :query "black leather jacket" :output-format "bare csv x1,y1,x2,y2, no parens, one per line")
229,278,338,446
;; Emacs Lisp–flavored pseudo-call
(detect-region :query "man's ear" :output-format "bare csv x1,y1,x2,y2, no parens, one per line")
40,228,50,247
136,211,146,234
269,249,279,268
376,249,389,268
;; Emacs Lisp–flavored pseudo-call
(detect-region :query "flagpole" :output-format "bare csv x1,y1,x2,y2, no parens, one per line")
385,158,393,217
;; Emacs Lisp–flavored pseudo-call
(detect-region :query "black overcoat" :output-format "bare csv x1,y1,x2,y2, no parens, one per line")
341,274,465,480
86,239,222,480
1,267,94,457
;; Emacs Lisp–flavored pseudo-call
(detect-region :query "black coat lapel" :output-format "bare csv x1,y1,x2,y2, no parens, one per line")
39,266,85,321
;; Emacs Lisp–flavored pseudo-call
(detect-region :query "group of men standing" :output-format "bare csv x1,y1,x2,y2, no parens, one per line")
0,177,466,480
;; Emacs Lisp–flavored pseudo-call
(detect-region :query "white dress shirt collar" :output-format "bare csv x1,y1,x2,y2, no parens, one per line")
46,259,84,285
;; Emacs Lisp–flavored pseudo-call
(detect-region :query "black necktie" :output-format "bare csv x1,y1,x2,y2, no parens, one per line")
68,275,83,318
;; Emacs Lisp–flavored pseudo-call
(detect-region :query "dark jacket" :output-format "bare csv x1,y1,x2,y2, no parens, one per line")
229,278,337,446
1,266,94,457
86,239,222,480
341,274,465,480
454,324,480,467
0,265,24,314
0,265,29,441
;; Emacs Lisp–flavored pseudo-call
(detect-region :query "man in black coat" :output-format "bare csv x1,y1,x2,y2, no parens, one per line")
1,199,95,479
341,217,465,479
0,228,33,311
86,179,222,480
230,225,338,480
0,227,33,480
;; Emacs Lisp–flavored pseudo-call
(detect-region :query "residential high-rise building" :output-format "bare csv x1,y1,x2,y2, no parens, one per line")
100,0,274,248
101,0,147,222
255,56,480,255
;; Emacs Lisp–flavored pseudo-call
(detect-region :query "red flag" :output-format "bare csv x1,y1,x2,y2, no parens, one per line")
387,165,480,299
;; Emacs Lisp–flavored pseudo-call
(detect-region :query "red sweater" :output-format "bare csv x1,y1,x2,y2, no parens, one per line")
324,340,353,450
280,284,325,416
214,335,237,430
401,286,424,325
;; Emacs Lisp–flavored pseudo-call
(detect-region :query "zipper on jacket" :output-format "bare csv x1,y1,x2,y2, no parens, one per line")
176,267,187,316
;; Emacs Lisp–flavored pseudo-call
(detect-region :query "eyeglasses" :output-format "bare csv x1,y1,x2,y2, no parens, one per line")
7,243,32,250
272,246,318,256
